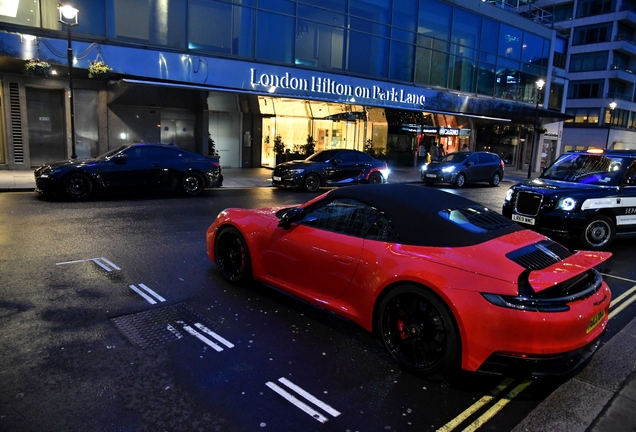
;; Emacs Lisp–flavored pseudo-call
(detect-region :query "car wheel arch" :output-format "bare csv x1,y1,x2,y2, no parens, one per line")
371,281,463,341
61,171,95,199
213,224,255,283
372,281,464,376
581,211,617,250
303,172,322,192
181,170,207,195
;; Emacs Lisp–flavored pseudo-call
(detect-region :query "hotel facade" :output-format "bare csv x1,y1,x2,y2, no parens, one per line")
0,0,570,171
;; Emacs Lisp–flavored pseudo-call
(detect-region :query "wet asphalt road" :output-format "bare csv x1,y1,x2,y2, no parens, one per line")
0,185,634,432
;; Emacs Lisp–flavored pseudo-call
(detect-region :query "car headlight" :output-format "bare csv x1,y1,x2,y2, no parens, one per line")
505,188,514,202
288,169,305,175
556,197,577,211
442,166,456,173
421,164,428,172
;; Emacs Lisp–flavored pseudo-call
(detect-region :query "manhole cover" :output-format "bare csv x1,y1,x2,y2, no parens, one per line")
111,303,218,349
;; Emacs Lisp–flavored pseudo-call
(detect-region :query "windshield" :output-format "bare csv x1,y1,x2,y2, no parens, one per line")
306,150,341,163
98,145,128,159
438,152,470,163
541,153,625,185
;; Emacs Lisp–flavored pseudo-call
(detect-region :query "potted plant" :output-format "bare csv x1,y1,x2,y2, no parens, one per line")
273,135,286,165
23,59,51,76
208,134,219,157
301,135,316,158
88,60,112,78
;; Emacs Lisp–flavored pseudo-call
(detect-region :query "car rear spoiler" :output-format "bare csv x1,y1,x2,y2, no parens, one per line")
527,251,612,293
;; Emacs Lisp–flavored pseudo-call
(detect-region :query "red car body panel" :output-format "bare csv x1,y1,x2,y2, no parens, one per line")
206,195,612,374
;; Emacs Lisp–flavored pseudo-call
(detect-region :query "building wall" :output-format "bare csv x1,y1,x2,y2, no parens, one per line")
0,0,566,169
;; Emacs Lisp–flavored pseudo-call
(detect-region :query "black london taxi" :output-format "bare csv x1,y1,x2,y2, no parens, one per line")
502,149,636,250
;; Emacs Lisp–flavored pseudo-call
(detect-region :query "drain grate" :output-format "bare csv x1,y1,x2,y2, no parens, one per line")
111,303,218,349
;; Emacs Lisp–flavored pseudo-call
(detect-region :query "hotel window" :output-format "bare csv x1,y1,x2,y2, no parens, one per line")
189,1,254,57
565,108,600,124
568,80,604,99
41,0,106,36
576,0,613,18
572,24,612,45
256,11,295,63
294,20,345,70
347,31,389,78
569,52,609,72
498,25,522,61
110,0,186,49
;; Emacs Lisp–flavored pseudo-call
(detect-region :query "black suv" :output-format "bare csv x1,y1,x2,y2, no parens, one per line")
502,149,636,249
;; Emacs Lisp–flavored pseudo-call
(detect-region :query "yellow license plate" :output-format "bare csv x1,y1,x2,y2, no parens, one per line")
586,309,606,334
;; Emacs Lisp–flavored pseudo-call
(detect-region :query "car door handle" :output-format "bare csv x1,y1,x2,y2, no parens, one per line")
334,255,353,264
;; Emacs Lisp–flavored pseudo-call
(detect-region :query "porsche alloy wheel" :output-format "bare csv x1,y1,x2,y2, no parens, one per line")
181,172,205,196
581,215,615,250
454,173,466,188
369,171,383,184
378,286,459,378
63,173,93,200
303,173,321,192
214,227,252,283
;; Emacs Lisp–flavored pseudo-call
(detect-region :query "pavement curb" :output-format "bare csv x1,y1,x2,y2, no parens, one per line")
512,316,636,432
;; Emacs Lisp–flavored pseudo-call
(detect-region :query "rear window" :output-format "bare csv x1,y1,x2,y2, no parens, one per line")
438,205,516,233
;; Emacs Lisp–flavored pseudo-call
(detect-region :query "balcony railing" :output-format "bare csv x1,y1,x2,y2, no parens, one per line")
615,34,636,45
606,91,633,102
481,0,554,25
611,63,635,74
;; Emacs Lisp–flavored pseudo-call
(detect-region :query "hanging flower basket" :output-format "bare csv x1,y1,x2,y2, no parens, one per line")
23,59,51,76
88,60,112,79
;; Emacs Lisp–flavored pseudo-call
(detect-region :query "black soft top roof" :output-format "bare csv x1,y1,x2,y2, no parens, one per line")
326,184,523,247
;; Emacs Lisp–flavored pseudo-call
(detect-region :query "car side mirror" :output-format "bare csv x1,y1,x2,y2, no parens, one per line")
278,207,305,229
466,161,474,167
113,154,128,164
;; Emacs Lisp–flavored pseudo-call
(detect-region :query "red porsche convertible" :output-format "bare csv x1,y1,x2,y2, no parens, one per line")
206,184,611,378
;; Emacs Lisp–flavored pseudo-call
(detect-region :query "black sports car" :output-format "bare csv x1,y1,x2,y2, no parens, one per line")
34,143,223,199
272,149,389,192
502,149,636,249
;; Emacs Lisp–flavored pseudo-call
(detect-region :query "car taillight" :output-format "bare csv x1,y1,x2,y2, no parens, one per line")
211,161,220,168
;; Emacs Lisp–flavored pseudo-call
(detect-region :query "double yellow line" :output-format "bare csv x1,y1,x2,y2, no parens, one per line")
604,275,636,319
437,276,636,432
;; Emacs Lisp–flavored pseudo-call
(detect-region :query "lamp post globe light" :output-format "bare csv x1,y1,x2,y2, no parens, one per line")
606,101,617,149
527,78,545,179
59,5,79,159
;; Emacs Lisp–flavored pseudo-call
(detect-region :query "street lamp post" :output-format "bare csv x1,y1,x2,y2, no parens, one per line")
528,78,545,179
59,5,79,159
605,101,617,149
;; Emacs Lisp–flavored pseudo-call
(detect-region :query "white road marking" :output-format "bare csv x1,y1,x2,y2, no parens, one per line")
92,258,113,272
56,259,90,265
194,323,234,348
98,257,121,270
55,257,121,272
265,381,329,423
137,283,166,302
166,324,183,339
181,325,223,352
278,377,341,418
129,284,157,304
